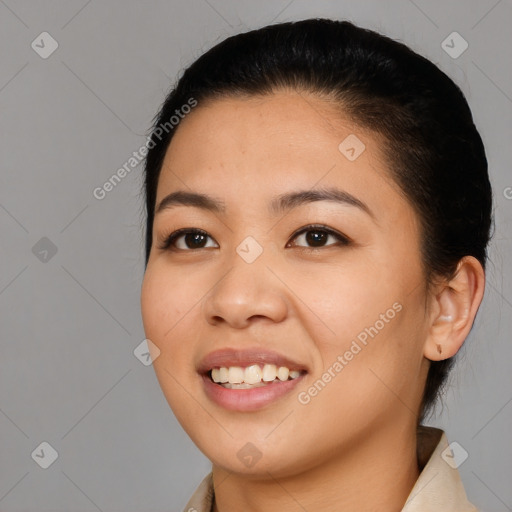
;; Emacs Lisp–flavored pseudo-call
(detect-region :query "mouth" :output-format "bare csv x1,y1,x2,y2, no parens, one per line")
208,363,305,388
198,349,308,411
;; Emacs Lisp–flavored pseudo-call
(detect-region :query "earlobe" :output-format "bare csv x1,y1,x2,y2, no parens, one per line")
423,256,486,361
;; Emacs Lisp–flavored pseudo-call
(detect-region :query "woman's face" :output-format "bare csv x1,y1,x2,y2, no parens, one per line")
141,90,431,477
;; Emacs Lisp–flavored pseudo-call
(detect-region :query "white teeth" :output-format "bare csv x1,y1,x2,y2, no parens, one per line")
211,367,229,383
262,364,277,382
218,367,229,383
210,364,302,386
211,368,221,382
277,366,289,381
227,366,244,384
222,381,267,389
244,364,263,384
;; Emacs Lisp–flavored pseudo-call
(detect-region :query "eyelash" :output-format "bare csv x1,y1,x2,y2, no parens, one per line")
158,224,351,252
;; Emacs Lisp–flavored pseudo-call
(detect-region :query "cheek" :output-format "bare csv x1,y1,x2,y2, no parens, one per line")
288,257,425,395
140,263,199,381
286,259,402,341
142,263,195,339
140,265,202,414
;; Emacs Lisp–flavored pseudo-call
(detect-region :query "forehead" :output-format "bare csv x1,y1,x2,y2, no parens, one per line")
159,91,392,191
167,91,360,158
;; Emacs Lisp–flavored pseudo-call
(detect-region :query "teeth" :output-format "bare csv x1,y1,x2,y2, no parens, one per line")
228,366,244,384
244,364,263,384
211,368,221,382
211,367,230,383
210,364,302,386
262,364,277,381
277,366,289,381
218,367,229,383
222,381,267,389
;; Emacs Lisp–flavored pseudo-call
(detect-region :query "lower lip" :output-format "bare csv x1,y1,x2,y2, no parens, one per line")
202,374,305,412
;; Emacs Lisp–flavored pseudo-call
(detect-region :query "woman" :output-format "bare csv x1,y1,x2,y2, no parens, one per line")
140,18,492,511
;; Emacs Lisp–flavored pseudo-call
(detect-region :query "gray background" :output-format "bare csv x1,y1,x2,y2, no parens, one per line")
0,0,511,510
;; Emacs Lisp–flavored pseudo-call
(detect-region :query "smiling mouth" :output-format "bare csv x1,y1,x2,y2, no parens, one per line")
208,364,305,389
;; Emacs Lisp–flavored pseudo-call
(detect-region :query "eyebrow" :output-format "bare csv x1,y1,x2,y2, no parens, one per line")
155,187,373,218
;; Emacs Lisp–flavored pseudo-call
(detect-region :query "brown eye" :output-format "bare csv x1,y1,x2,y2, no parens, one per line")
288,225,350,249
160,229,218,251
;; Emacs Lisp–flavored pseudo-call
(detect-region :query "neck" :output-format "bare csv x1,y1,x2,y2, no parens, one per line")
212,423,420,512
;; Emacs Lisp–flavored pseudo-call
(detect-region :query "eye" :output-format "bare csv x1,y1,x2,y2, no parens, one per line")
287,224,350,249
159,228,219,251
158,225,350,252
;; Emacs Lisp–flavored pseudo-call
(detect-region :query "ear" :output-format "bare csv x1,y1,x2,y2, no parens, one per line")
424,256,486,361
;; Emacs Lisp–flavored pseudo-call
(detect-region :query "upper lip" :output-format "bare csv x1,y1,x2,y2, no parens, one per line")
197,348,308,374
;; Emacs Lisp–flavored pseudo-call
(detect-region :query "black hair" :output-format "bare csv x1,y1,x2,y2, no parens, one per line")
142,18,493,422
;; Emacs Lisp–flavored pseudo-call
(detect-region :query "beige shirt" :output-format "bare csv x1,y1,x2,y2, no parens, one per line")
183,426,478,512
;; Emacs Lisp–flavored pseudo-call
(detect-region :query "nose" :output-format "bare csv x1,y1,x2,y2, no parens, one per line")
202,253,289,329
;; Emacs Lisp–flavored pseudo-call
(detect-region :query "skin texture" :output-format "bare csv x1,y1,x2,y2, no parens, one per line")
140,90,485,511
